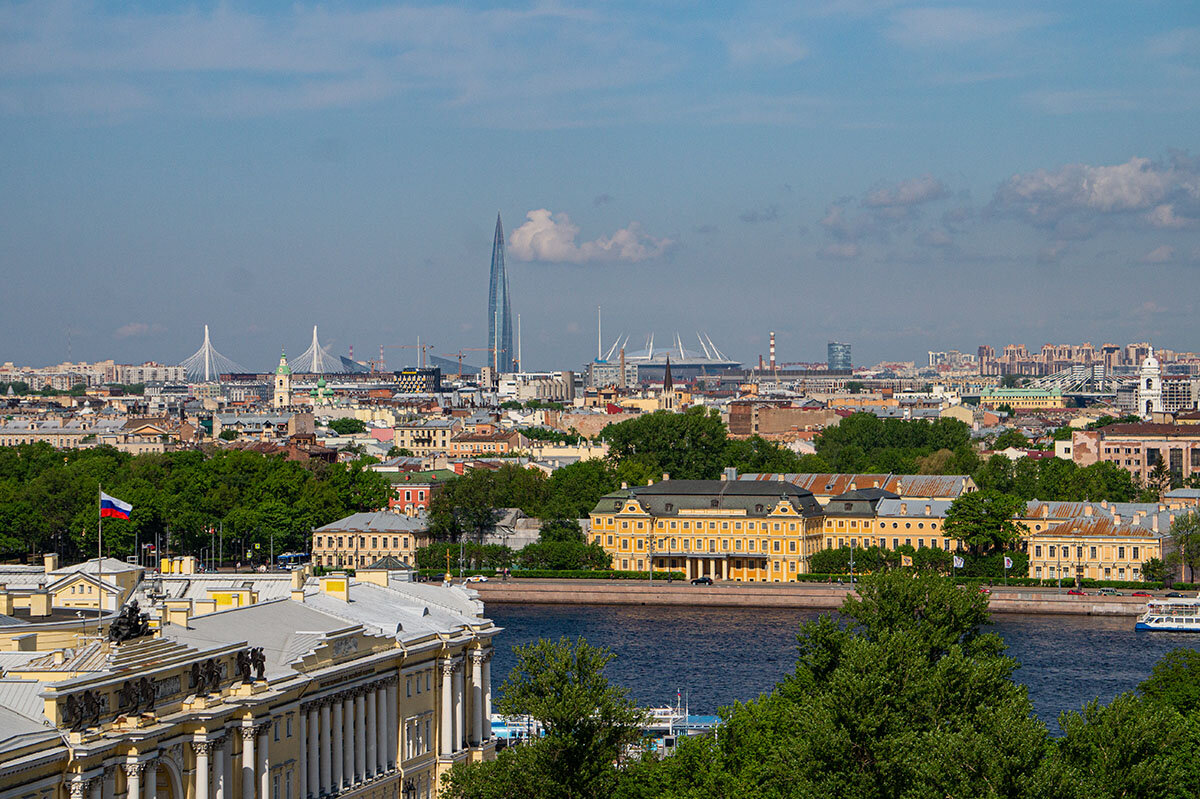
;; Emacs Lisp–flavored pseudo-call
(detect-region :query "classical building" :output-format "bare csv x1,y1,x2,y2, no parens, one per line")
312,512,432,569
1071,423,1200,484
737,473,977,506
393,420,461,457
0,563,496,799
589,477,824,581
1137,351,1164,418
977,387,1066,410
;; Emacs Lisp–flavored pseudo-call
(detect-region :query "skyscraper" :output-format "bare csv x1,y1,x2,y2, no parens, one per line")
828,341,852,371
488,213,517,372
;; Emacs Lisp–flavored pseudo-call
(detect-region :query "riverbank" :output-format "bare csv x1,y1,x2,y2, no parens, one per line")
471,578,1152,616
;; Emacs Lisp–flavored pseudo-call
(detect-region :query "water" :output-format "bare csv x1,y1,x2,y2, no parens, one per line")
487,604,1200,731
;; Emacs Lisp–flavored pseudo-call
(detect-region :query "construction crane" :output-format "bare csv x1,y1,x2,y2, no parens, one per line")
440,349,490,379
385,342,436,369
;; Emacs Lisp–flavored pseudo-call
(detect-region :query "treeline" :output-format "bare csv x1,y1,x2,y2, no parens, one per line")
444,574,1200,799
0,442,389,562
811,544,1029,578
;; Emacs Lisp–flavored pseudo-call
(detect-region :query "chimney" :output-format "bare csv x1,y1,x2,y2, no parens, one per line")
43,553,59,573
29,590,52,618
0,588,12,616
164,599,192,627
1100,500,1108,509
924,504,931,516
319,573,351,603
1084,506,1093,517
662,473,670,483
1152,516,1159,533
900,502,907,515
723,467,737,482
769,331,776,371
621,482,628,490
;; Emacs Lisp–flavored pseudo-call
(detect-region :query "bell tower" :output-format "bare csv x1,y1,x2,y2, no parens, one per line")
273,349,292,409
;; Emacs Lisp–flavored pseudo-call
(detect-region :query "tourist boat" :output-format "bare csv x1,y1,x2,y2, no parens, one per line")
1136,598,1200,631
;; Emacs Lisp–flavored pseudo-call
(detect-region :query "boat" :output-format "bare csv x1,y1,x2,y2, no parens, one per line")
1136,597,1200,631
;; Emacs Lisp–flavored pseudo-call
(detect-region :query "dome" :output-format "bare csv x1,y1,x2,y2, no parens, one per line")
1141,351,1160,371
317,377,327,388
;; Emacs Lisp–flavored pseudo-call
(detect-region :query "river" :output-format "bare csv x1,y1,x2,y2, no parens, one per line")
486,604,1200,731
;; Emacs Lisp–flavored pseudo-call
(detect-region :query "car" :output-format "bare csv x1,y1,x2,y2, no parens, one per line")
691,576,713,586
978,586,992,595
1067,588,1087,596
1098,587,1121,596
1132,591,1153,597
464,574,488,583
1166,591,1185,598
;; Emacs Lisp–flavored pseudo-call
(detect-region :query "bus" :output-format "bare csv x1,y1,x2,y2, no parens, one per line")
276,552,311,570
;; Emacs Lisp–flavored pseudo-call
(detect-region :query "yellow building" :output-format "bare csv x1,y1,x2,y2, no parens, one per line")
590,478,824,582
0,564,497,799
977,387,1066,410
1027,518,1165,582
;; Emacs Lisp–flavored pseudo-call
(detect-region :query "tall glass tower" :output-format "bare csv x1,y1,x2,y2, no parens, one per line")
488,213,516,372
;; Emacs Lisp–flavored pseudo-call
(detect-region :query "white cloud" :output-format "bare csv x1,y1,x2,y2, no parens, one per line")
993,155,1200,227
1140,245,1175,264
818,243,860,259
727,30,808,67
114,322,164,339
508,209,673,264
864,175,948,208
1145,203,1197,229
888,8,1053,47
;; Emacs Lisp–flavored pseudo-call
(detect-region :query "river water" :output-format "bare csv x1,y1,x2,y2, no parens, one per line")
486,604,1200,731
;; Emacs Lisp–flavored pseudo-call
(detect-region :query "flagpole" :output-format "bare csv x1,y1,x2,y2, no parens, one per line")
97,484,103,637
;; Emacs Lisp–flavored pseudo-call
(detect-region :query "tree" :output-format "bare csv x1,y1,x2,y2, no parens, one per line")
385,446,414,458
327,417,368,435
601,407,728,480
994,429,1029,450
1141,557,1167,583
218,429,238,441
1168,512,1200,583
543,459,618,519
1140,649,1200,715
942,489,1025,555
619,573,1048,798
996,402,1016,415
442,638,645,799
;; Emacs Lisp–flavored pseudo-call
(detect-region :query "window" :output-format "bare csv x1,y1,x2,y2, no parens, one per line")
1035,546,1042,557
1133,546,1140,560
286,716,293,737
1049,545,1056,558
407,677,412,697
789,541,796,553
1118,546,1125,559
773,540,781,552
273,775,280,799
606,535,614,546
1090,547,1097,559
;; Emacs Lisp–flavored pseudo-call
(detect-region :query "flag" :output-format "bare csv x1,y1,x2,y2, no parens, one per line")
953,556,965,569
1004,556,1013,570
901,554,913,567
99,492,133,520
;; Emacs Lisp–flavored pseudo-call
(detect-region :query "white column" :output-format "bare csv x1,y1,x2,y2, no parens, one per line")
124,765,141,799
341,695,354,787
482,656,492,741
241,729,256,799
331,700,344,791
298,713,307,799
306,707,319,797
470,653,483,747
365,687,378,777
354,692,366,782
454,663,465,751
257,725,270,799
439,661,453,757
319,702,332,795
192,742,211,799
214,737,228,799
374,687,387,774
385,681,398,770
143,763,157,799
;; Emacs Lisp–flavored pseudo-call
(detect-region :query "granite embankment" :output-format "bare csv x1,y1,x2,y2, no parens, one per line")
471,579,1151,617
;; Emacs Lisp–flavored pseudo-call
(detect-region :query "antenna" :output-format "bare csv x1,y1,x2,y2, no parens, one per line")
597,305,602,361
517,313,522,372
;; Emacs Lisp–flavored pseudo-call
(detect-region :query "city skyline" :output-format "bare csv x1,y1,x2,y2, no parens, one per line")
1,1,1198,369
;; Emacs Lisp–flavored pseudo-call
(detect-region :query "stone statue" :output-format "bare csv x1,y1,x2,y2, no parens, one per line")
107,601,151,644
250,647,266,682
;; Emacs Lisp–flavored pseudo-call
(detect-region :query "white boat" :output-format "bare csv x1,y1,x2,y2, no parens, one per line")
1136,597,1200,631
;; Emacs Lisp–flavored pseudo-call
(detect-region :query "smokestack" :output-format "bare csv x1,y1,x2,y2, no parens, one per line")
619,348,627,390
769,331,776,372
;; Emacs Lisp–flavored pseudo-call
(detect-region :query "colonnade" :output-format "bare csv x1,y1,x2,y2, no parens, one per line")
300,677,398,799
438,650,491,759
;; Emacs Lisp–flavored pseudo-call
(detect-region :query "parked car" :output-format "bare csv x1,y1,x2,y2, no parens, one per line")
1166,591,1185,597
1098,587,1121,596
978,586,992,595
465,574,488,583
1067,588,1087,596
1132,591,1153,597
691,576,713,586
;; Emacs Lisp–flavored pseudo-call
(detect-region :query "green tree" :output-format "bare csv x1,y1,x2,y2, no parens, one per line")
327,417,368,435
601,407,728,480
943,489,1025,555
994,429,1029,450
1168,512,1200,583
543,459,618,519
218,429,238,441
1141,557,1167,583
385,446,414,458
442,638,645,799
1140,649,1200,715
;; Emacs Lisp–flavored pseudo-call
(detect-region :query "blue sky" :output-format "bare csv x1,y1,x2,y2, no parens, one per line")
1,0,1198,371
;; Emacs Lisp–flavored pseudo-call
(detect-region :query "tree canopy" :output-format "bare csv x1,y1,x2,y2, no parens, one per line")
943,489,1025,554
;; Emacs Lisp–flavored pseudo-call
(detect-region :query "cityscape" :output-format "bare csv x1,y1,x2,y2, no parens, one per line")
3,1,1200,798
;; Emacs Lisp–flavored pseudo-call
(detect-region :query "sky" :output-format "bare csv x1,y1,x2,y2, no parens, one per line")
1,0,1199,372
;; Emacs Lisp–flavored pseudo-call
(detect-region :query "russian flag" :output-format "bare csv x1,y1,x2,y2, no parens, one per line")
100,492,133,520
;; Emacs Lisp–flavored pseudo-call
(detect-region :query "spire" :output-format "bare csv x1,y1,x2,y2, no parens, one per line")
488,212,516,372
276,348,291,376
663,355,673,393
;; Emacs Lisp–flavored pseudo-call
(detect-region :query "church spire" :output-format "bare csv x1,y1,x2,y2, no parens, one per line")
663,355,673,393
